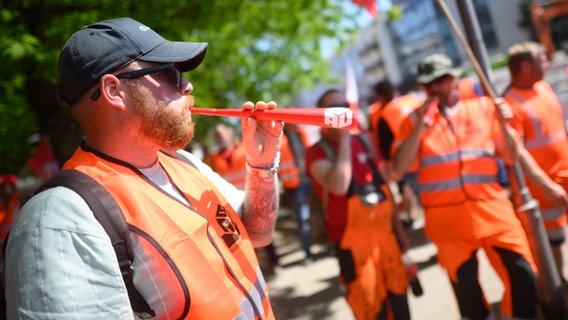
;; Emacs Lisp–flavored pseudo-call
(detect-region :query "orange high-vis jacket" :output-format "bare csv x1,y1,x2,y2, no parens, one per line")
64,145,274,320
504,80,568,236
278,127,309,189
457,77,483,100
505,81,568,177
398,97,507,208
380,94,424,173
204,143,247,190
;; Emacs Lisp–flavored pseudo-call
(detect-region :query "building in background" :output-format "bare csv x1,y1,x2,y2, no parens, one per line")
322,0,532,110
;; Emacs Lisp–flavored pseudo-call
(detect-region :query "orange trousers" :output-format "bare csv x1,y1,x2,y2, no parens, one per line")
424,198,538,319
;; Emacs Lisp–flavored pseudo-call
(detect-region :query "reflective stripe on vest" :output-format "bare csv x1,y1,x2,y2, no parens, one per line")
205,145,248,191
542,207,568,241
277,158,300,188
278,134,301,189
64,145,274,320
223,170,247,189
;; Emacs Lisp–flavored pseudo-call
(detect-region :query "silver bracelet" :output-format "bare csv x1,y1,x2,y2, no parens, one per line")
246,152,280,177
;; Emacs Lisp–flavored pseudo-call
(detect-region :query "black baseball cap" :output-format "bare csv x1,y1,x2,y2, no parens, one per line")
57,17,208,106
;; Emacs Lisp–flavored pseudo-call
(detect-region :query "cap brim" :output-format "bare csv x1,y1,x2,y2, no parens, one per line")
139,41,208,72
416,68,462,84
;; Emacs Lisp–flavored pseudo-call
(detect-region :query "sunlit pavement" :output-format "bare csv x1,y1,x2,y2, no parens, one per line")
267,209,568,320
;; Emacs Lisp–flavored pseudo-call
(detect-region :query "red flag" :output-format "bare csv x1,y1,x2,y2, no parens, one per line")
27,137,60,180
352,0,379,18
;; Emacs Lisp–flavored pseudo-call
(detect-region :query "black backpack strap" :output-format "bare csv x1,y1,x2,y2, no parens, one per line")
34,170,156,319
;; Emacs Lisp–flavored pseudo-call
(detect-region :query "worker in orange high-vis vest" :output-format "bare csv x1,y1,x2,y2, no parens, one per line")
307,88,413,320
369,80,422,229
379,89,425,227
6,17,282,320
393,54,539,320
368,80,396,148
503,41,568,281
280,123,314,262
204,123,248,190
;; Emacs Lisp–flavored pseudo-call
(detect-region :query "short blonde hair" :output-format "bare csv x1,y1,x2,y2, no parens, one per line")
507,41,545,76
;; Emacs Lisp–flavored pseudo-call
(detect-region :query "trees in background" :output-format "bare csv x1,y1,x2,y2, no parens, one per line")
0,0,358,175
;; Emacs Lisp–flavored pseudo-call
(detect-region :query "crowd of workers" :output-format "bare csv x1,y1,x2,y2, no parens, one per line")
0,15,567,320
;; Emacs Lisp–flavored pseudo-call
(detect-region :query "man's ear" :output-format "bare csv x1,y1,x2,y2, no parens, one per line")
99,74,127,111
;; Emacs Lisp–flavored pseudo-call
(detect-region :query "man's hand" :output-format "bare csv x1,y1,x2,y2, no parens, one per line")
241,101,284,168
494,97,513,124
541,180,568,208
416,96,438,128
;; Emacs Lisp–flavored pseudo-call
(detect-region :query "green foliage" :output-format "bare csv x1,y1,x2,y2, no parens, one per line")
0,0,357,175
0,95,37,175
386,4,403,21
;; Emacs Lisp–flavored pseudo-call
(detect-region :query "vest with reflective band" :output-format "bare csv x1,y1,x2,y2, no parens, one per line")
381,94,424,172
204,144,247,190
64,145,274,320
504,81,568,178
416,97,507,208
278,134,301,189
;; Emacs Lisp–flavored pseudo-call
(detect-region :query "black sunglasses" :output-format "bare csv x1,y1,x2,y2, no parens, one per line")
90,63,183,100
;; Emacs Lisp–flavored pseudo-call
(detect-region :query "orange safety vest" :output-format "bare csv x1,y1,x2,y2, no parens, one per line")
0,193,21,244
409,97,507,208
204,144,247,190
278,134,301,189
381,94,424,173
504,80,568,236
457,77,482,100
64,145,274,320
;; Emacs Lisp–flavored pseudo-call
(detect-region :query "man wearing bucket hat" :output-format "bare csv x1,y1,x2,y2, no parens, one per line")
5,17,282,319
393,53,539,319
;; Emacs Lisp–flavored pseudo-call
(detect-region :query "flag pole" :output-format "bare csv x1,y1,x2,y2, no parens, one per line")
436,0,565,318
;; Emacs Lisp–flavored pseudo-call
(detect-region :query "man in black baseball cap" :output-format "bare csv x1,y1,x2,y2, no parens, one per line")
7,17,283,319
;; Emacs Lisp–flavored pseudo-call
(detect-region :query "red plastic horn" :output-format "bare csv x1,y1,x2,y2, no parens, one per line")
191,107,356,129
